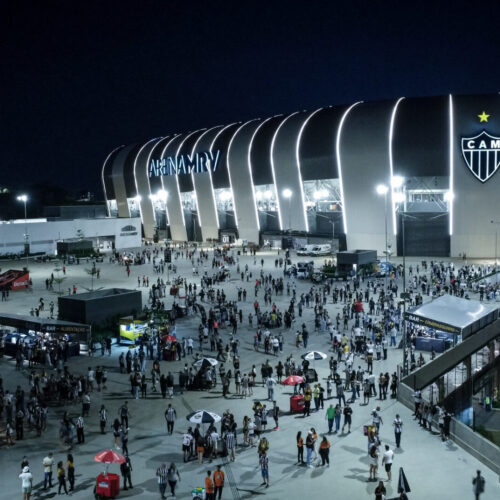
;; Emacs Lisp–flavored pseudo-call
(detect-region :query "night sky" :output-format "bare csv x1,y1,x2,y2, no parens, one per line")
3,0,500,196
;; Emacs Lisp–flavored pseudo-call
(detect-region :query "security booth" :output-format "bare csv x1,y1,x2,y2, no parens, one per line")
0,313,90,359
404,295,499,352
332,249,378,279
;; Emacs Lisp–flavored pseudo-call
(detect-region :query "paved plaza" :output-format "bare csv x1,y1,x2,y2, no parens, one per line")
1,248,499,500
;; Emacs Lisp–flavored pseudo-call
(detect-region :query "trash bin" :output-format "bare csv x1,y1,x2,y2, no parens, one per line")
96,472,120,498
290,394,305,413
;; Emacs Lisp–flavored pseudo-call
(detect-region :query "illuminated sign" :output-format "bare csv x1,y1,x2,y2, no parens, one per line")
461,130,500,183
149,150,220,177
404,312,461,334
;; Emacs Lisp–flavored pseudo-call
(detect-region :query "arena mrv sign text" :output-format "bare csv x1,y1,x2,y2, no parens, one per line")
149,150,220,177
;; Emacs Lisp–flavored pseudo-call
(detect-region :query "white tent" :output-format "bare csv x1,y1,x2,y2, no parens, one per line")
405,295,498,338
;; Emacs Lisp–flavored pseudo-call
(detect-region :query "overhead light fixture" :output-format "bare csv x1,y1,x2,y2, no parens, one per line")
391,176,404,188
313,189,328,200
376,184,389,195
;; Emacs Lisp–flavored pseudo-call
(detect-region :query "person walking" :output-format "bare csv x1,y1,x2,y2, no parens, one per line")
120,454,133,490
19,465,33,500
393,414,403,448
205,470,215,500
75,415,85,444
165,404,177,435
319,436,330,467
156,463,168,499
326,404,335,433
381,444,394,481
368,445,379,482
213,465,225,500
113,419,122,449
99,405,107,434
82,392,90,417
374,480,387,500
472,470,485,500
259,451,270,488
182,431,193,462
167,463,180,498
67,454,75,492
43,452,54,490
272,400,279,430
334,403,342,433
225,429,236,461
121,426,129,456
119,401,131,428
57,460,68,495
266,376,276,401
305,430,314,468
342,403,353,433
296,431,304,464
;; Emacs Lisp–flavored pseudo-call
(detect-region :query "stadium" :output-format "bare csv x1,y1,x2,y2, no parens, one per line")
102,93,500,258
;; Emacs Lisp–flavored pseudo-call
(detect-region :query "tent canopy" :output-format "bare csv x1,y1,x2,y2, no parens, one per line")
405,295,498,338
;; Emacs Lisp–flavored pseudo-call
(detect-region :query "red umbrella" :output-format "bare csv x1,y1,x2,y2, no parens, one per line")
94,450,126,464
162,334,177,342
281,375,304,386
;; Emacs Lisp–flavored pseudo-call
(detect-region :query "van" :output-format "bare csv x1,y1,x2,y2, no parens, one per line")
297,244,316,256
310,244,332,256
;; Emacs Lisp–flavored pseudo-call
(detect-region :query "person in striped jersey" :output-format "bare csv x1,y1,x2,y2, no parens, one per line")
156,463,168,500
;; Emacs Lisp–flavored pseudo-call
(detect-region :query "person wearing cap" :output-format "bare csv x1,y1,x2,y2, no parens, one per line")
19,466,33,500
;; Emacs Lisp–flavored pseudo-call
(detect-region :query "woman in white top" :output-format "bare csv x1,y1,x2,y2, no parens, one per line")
247,418,255,447
368,445,379,482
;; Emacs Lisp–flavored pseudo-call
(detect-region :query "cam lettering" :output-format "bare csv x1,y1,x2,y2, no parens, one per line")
149,150,220,177
463,139,500,151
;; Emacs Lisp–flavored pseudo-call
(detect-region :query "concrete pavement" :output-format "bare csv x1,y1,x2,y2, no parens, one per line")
0,249,499,500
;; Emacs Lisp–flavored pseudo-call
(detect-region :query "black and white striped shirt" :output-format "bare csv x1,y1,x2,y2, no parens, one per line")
156,465,168,484
225,431,235,449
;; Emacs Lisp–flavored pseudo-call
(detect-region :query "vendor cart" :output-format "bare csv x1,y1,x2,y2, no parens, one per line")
95,472,120,499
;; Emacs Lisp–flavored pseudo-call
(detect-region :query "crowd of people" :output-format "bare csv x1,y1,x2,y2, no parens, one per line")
1,242,496,500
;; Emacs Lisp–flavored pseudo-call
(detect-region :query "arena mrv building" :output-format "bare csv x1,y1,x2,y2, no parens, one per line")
102,93,500,258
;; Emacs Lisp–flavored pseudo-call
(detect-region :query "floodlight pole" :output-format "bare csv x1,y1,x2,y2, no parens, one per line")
402,185,408,376
492,220,500,283
384,190,388,292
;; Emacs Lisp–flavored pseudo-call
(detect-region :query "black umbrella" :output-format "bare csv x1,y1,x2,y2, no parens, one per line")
398,467,411,493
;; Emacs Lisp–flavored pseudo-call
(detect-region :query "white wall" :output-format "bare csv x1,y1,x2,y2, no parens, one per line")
0,217,142,255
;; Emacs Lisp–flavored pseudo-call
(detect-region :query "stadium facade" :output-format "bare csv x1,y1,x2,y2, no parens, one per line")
102,93,500,258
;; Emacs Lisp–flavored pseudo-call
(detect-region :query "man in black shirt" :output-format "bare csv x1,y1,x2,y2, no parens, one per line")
342,403,353,433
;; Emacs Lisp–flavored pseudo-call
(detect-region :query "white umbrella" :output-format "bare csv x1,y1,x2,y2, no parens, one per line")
193,357,218,369
302,351,327,361
186,410,221,425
